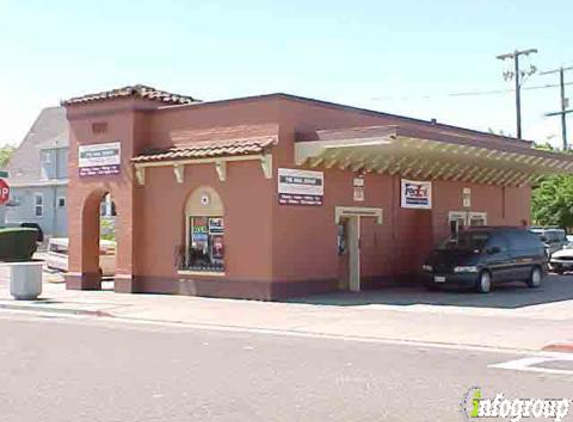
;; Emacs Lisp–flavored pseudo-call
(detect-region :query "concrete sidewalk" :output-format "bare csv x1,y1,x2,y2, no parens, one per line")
1,271,573,352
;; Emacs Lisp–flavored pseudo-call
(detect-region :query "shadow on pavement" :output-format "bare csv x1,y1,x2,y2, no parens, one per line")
286,275,573,309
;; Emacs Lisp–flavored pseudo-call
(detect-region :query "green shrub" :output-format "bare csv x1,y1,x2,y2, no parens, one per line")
0,228,38,262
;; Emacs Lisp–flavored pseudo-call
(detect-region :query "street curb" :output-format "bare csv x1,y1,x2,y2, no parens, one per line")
0,302,113,318
542,343,573,353
0,300,567,356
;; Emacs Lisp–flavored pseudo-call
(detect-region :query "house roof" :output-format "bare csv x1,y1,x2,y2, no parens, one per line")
5,107,68,185
132,136,277,163
61,84,200,106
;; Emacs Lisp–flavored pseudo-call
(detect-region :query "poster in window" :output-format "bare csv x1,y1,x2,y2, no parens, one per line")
211,235,224,261
401,179,432,209
191,217,209,249
209,217,224,234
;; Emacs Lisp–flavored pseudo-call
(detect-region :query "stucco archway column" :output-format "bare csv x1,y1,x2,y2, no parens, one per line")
65,189,104,290
113,186,139,293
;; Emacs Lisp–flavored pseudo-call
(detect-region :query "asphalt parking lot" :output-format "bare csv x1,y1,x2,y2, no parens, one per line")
289,273,573,309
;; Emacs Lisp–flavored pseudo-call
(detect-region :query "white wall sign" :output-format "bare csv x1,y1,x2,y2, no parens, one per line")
278,168,324,206
79,141,121,176
401,179,432,209
353,186,364,202
462,187,471,208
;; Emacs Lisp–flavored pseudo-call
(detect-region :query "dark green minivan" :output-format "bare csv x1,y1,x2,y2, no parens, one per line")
422,227,547,293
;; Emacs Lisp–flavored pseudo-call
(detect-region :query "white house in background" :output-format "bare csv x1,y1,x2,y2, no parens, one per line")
4,107,69,237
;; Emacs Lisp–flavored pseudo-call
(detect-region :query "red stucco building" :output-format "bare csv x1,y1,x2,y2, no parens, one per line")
62,85,573,300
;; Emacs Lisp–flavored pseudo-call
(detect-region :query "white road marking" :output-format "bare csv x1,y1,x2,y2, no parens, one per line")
490,355,573,375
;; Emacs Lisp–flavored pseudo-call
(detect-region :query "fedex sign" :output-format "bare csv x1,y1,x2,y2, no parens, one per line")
401,179,432,209
0,179,9,205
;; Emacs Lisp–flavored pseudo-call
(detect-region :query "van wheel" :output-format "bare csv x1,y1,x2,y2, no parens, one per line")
526,267,543,288
476,271,492,293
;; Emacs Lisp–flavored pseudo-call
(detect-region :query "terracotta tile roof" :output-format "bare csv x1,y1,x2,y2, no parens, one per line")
62,84,199,106
132,136,277,163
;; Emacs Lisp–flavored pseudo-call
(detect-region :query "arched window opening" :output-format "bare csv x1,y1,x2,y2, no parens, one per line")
183,187,225,273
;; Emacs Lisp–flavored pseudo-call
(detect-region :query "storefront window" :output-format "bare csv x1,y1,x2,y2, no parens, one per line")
186,216,225,272
182,186,226,273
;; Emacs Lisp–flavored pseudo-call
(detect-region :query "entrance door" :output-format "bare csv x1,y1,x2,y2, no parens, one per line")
335,207,383,293
448,211,467,236
347,216,361,292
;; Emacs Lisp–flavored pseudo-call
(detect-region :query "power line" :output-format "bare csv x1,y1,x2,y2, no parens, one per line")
371,81,573,101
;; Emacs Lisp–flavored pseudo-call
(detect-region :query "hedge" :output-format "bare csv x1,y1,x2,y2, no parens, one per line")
0,228,38,262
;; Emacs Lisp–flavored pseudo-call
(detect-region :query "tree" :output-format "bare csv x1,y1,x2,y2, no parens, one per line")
532,174,573,228
530,143,573,228
0,144,15,168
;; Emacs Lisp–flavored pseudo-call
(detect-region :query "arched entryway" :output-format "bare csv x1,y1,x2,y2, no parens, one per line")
182,186,225,273
79,189,118,290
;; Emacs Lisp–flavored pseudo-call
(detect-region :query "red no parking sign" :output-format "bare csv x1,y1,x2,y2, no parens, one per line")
0,179,10,205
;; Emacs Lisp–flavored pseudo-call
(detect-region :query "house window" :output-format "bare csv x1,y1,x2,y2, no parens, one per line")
183,187,225,273
58,197,66,208
34,194,43,217
41,151,51,164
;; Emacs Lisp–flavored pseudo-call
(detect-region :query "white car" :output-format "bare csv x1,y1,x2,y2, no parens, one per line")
549,242,573,274
46,237,116,277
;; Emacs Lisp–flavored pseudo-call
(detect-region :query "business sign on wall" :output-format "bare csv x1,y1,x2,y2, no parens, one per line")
401,179,432,209
462,187,471,208
79,141,121,176
278,168,324,206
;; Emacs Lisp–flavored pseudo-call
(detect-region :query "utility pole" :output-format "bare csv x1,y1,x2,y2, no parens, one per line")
496,48,538,139
540,65,573,150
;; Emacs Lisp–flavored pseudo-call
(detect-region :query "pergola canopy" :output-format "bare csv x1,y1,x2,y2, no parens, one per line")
295,126,573,187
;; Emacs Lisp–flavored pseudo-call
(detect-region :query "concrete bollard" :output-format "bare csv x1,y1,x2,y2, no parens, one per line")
7,261,43,300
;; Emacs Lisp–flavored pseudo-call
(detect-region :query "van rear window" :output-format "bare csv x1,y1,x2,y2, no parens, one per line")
439,231,489,251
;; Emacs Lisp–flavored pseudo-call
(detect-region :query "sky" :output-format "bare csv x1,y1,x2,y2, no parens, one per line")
0,0,571,147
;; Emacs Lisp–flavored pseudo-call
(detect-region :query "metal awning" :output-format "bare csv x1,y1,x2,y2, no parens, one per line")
295,126,573,187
